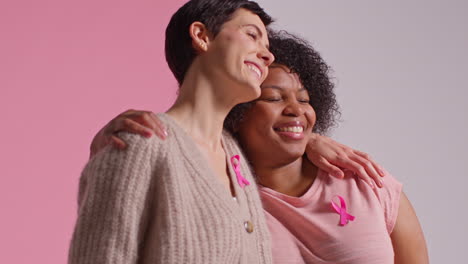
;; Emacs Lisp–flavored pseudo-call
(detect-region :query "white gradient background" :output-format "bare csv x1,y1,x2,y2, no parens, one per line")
256,0,467,262
1,0,466,263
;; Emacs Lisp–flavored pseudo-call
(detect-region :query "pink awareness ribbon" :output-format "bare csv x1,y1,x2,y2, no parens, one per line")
331,195,355,226
230,155,250,188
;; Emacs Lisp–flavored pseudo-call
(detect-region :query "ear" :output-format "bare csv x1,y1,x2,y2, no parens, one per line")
189,22,210,52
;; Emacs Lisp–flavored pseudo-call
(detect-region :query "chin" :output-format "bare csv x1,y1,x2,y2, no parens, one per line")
250,85,261,99
276,145,306,161
248,79,262,95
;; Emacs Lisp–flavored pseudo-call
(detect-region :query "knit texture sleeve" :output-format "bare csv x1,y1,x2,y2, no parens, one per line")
68,133,159,264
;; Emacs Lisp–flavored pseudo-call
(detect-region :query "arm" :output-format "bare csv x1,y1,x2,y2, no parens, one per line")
69,134,155,264
90,110,385,188
306,133,385,188
390,192,429,263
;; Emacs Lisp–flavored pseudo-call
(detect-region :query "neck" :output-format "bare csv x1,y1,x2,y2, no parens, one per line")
167,62,237,151
255,156,318,197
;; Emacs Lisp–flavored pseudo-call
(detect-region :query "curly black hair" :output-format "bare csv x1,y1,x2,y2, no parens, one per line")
224,30,340,135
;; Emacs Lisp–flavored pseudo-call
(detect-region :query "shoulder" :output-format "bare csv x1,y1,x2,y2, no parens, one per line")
94,132,163,160
321,169,402,200
374,170,403,204
374,170,403,233
78,133,160,212
119,131,164,151
335,169,403,233
320,169,402,233
85,132,166,180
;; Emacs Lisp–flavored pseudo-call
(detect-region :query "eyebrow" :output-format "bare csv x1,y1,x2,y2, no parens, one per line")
242,24,269,49
261,85,307,92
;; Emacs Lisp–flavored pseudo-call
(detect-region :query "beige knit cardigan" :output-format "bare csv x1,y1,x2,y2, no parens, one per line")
68,113,272,264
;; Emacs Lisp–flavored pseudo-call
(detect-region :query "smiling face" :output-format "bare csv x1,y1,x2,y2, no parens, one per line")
237,64,316,167
203,8,274,103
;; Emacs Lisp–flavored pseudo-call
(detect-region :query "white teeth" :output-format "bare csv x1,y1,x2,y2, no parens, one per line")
277,126,304,133
247,63,261,78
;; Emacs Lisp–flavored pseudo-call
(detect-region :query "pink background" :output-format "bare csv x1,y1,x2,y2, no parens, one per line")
0,1,186,263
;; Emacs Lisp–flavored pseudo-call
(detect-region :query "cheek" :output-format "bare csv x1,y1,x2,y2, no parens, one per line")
242,105,277,135
254,104,280,124
261,67,269,82
236,34,260,54
227,32,247,48
305,107,317,130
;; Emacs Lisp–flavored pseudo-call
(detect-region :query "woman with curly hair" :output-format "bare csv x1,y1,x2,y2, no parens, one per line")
230,31,428,263
91,30,428,263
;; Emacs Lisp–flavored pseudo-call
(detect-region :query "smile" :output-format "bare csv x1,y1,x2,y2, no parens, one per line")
245,62,262,79
275,126,304,133
273,121,306,140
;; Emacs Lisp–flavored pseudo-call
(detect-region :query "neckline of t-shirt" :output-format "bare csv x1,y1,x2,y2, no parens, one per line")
259,169,326,207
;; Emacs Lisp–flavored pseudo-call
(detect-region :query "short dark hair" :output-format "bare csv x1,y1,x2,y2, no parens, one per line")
165,0,273,85
225,30,340,135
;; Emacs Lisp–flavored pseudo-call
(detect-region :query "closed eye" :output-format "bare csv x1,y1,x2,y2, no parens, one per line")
262,98,281,102
247,32,258,40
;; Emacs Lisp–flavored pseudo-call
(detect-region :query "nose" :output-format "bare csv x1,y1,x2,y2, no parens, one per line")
283,100,305,117
258,46,274,67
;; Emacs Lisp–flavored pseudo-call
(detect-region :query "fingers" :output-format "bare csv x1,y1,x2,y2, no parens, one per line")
354,150,385,176
108,111,167,140
306,134,385,188
335,155,377,188
103,110,168,151
315,157,345,179
150,112,168,139
119,111,167,140
110,135,127,149
349,153,384,188
120,118,154,138
91,109,168,158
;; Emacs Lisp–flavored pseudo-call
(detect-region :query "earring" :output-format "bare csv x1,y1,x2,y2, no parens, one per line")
199,41,206,50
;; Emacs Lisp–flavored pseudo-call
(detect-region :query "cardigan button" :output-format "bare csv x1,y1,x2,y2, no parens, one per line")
244,220,254,233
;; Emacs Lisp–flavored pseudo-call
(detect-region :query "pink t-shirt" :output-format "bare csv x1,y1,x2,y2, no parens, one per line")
260,169,402,264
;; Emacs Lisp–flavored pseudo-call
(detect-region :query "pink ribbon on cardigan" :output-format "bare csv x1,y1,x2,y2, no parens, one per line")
230,155,250,188
331,195,355,226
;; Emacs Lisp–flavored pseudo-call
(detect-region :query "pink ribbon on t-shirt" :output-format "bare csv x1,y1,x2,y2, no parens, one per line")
331,195,355,226
230,155,250,188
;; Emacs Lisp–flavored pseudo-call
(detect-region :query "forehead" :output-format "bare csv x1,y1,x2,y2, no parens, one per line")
262,65,303,90
222,8,267,33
